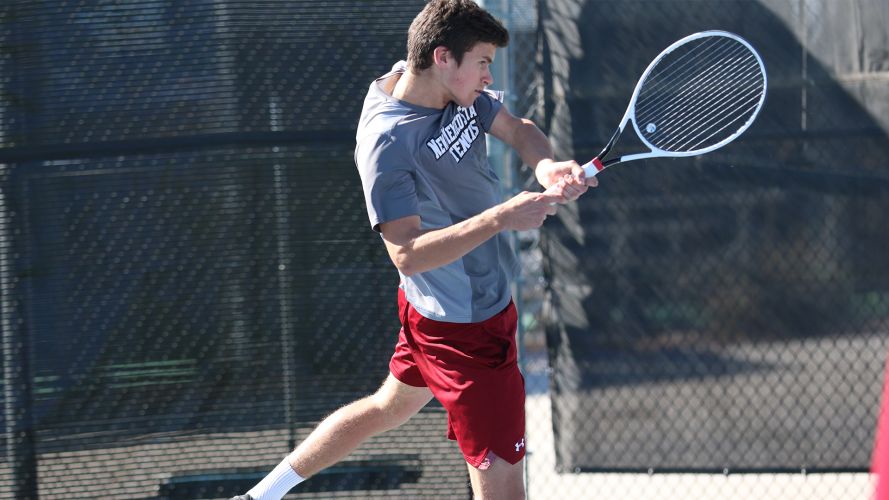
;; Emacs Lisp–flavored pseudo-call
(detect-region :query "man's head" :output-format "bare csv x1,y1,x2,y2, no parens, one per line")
406,0,509,73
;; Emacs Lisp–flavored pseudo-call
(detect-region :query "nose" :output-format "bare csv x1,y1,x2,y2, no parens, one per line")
483,68,493,87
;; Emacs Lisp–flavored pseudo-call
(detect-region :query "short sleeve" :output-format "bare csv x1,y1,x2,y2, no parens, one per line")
475,90,504,132
355,133,419,232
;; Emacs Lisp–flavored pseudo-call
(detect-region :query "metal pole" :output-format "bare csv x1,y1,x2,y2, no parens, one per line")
479,0,532,495
269,93,297,451
1,172,38,498
3,1,39,495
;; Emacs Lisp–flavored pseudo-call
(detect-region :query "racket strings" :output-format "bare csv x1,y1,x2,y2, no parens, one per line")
636,42,749,119
633,36,765,153
644,55,762,148
659,74,763,151
636,48,754,134
636,41,751,122
636,37,730,103
658,70,763,151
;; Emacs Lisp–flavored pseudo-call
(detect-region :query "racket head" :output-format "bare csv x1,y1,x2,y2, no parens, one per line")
626,30,767,158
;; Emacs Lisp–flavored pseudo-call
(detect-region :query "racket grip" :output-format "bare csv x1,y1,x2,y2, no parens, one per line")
581,158,605,177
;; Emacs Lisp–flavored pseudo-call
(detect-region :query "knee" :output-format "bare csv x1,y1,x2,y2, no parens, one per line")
361,375,432,430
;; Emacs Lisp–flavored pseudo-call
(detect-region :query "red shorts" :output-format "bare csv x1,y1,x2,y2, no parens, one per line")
390,288,526,469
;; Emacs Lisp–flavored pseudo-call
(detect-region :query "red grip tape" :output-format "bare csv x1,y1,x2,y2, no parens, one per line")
591,157,605,172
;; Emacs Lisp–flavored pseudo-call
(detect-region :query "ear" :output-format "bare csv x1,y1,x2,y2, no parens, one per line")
432,46,451,67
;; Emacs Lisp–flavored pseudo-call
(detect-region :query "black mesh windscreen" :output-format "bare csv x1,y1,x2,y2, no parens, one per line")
538,0,889,474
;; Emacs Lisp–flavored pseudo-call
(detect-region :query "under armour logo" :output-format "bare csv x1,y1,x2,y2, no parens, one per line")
515,438,525,452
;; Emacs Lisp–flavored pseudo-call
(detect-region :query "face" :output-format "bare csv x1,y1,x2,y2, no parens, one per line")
440,42,496,108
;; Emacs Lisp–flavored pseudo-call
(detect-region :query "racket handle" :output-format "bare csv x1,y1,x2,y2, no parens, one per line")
581,158,605,178
543,157,604,201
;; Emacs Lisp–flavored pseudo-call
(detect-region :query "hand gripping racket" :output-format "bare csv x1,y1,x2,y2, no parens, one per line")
579,30,767,178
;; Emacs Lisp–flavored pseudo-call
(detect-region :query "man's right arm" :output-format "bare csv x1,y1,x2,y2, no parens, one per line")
379,190,563,277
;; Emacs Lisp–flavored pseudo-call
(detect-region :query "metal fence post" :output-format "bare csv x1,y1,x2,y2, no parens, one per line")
1,170,38,498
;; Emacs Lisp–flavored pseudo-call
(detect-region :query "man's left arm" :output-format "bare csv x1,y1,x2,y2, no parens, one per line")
488,106,597,200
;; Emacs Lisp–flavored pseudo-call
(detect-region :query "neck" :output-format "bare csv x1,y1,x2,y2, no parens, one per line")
391,69,449,109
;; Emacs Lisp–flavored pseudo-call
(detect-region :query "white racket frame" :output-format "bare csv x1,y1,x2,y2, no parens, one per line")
582,30,767,177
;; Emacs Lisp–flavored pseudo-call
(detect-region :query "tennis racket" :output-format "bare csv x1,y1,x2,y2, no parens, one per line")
576,30,767,179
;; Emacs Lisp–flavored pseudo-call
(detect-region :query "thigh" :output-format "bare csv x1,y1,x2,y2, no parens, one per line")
466,455,525,500
371,373,434,422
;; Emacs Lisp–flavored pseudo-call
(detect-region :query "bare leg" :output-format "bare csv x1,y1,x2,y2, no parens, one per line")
466,455,525,500
287,374,433,477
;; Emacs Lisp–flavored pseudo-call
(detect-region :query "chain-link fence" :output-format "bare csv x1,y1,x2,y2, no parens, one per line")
1,1,887,499
0,1,472,498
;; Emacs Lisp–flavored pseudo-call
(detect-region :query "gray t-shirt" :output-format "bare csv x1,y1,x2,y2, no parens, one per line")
355,61,519,323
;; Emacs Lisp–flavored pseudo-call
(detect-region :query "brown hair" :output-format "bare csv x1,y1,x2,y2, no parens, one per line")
406,0,509,71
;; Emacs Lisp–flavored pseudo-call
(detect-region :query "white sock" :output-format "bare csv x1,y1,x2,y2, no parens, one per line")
245,458,305,500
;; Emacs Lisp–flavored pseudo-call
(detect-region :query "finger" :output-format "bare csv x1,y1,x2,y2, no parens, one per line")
563,173,583,185
539,191,565,204
563,180,588,199
570,163,586,181
541,177,568,197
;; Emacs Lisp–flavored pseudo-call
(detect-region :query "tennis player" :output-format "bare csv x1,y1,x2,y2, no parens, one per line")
231,1,594,499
